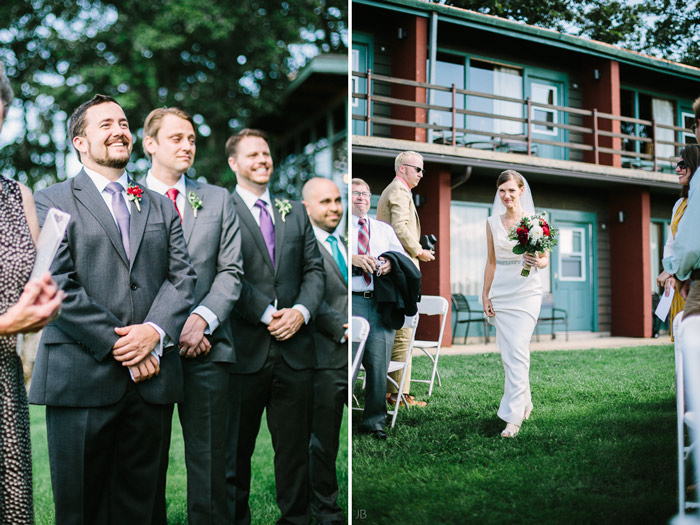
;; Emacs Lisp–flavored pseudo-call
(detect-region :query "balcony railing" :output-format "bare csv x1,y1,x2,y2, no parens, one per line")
352,70,693,173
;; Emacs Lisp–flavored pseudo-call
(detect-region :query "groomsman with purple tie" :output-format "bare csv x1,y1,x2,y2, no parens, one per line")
30,94,195,524
224,129,325,524
302,177,349,525
140,107,244,524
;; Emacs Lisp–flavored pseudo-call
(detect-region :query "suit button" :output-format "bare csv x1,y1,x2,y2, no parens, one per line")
130,283,138,290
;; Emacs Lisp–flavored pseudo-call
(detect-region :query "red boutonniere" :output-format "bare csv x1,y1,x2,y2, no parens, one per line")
126,183,143,212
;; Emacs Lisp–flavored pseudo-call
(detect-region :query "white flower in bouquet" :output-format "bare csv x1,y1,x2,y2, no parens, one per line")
528,223,544,243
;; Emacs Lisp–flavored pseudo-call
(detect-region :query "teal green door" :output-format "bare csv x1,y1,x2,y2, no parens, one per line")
527,78,566,160
549,211,596,331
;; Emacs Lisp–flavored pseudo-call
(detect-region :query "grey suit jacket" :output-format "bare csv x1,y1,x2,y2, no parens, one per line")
229,191,325,373
29,170,196,407
141,176,244,363
313,240,348,370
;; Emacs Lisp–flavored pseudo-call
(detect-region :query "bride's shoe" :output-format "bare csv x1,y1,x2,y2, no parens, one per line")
523,404,533,421
501,423,520,438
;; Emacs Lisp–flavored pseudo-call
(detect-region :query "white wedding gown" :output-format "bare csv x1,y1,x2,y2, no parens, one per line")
487,215,543,426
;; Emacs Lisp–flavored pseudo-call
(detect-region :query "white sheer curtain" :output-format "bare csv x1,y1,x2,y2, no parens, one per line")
652,98,674,160
493,66,523,135
450,204,489,295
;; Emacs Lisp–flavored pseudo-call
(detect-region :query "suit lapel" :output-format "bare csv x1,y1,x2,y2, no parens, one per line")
182,178,197,243
232,191,275,273
127,178,150,269
270,197,286,273
397,179,421,232
72,170,129,266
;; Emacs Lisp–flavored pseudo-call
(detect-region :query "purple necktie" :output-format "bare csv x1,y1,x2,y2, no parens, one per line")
105,182,130,258
255,199,275,267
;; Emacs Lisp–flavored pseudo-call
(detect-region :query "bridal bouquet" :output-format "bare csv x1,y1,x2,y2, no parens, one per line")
508,213,558,277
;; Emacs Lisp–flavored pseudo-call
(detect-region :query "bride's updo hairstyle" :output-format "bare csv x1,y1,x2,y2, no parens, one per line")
680,144,700,199
496,169,525,188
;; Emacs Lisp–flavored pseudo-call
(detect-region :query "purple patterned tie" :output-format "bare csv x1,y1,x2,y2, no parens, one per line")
255,199,275,267
105,182,130,258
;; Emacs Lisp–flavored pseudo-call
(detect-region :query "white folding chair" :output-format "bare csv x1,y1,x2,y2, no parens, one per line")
351,316,370,387
410,295,449,397
674,312,700,514
386,314,420,428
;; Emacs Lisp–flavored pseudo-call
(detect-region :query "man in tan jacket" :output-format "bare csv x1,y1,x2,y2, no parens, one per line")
377,150,435,407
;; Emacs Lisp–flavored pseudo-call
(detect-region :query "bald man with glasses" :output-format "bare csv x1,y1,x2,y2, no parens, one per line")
377,150,435,408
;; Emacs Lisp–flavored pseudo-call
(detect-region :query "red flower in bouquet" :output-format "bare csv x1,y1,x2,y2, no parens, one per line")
508,213,558,277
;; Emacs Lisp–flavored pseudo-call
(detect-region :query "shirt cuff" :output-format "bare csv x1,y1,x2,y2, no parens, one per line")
341,328,348,344
292,304,311,324
192,305,220,334
663,256,679,278
261,304,277,325
145,322,165,357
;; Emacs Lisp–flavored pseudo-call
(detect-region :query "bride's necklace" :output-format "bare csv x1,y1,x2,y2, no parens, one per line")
501,212,523,231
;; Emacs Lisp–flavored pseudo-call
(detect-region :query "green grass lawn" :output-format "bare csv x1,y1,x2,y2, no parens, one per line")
352,345,677,524
31,405,348,524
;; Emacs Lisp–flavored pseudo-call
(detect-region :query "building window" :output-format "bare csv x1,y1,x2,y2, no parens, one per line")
467,59,523,140
450,202,489,296
558,227,586,281
531,83,558,135
682,112,698,145
620,89,677,171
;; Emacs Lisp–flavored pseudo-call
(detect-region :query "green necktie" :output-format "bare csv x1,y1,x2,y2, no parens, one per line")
326,235,348,283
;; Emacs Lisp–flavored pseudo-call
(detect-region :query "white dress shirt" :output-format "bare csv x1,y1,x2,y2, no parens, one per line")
235,186,310,325
145,171,220,334
350,214,406,292
83,165,164,375
313,225,348,262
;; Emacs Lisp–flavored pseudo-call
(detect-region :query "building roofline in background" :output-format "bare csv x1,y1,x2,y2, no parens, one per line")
288,53,348,94
355,0,700,81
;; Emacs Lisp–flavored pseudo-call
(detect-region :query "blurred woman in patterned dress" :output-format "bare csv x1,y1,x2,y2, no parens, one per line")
0,63,64,524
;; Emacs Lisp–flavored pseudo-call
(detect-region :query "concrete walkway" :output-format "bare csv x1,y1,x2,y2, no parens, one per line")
424,332,672,357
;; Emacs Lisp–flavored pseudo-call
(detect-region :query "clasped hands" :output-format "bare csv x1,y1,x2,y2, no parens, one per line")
351,254,392,276
268,308,304,341
112,324,160,383
657,270,690,299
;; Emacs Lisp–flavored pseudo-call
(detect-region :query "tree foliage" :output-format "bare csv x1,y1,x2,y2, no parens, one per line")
0,0,347,189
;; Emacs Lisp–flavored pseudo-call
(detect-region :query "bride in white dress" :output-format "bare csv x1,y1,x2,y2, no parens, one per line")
481,170,548,438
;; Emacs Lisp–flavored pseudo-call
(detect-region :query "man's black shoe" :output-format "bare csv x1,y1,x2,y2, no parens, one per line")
358,427,387,440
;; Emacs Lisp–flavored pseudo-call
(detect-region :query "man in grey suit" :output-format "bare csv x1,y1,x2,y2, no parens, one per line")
29,94,196,524
141,107,244,524
224,129,325,524
302,177,349,525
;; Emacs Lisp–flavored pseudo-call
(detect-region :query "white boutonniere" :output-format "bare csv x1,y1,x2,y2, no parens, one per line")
188,191,203,218
274,198,291,222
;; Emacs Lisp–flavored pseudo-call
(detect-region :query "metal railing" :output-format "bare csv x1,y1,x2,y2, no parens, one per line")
352,70,692,173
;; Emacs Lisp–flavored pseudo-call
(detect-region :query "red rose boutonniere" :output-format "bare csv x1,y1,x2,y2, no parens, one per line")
126,183,143,212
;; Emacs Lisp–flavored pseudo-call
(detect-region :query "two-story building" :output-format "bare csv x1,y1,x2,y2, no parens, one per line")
352,0,700,343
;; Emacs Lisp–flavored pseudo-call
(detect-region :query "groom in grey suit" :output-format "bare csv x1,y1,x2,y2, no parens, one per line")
141,106,243,525
224,129,325,524
30,95,196,524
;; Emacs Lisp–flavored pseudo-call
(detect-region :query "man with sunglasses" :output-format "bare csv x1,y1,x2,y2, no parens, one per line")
376,151,434,408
